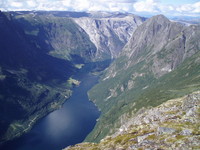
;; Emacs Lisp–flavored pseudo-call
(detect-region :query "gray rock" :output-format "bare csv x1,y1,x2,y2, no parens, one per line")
157,127,176,135
143,117,150,124
74,13,144,60
129,145,138,149
182,93,200,111
107,15,200,79
128,80,134,90
137,133,154,143
186,108,196,117
180,129,192,135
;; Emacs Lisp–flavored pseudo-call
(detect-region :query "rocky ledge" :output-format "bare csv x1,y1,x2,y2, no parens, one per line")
64,91,200,150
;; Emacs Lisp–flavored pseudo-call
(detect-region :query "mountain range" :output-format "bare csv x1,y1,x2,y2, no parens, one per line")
85,14,200,144
0,11,199,149
0,11,145,144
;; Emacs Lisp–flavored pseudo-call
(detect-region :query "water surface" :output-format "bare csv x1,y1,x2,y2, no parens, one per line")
1,72,100,150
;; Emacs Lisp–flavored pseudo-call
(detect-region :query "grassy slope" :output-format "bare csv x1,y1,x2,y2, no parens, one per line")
13,13,96,62
86,50,200,142
66,91,200,150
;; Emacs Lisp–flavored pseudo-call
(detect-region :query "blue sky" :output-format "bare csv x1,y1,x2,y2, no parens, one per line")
0,0,200,17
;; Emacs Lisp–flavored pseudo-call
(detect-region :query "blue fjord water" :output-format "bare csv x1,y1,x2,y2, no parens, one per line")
1,72,100,150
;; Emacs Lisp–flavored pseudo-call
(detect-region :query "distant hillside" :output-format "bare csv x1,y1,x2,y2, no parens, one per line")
86,15,200,142
171,16,200,25
10,11,145,61
73,13,145,60
11,12,97,62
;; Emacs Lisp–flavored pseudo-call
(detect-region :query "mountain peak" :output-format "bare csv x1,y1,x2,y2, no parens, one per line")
124,13,184,57
148,14,170,25
153,14,168,19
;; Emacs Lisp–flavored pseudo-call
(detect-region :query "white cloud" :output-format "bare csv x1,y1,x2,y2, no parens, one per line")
0,0,199,17
62,0,73,7
133,0,159,13
10,1,24,8
0,0,136,12
26,1,37,7
176,2,200,13
74,0,92,11
193,2,200,13
133,0,200,16
59,0,135,12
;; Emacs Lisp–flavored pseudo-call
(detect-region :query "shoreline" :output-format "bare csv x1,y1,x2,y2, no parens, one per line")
1,91,71,146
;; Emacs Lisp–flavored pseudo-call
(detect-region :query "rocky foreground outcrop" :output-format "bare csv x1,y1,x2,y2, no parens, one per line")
64,91,200,150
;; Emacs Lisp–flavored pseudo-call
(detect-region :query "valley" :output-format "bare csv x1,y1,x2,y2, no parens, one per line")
0,10,144,147
66,91,200,150
85,15,200,144
0,10,200,150
0,67,101,150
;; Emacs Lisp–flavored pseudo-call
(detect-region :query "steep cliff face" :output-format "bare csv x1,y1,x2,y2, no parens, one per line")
65,91,200,150
107,15,200,78
120,15,200,77
86,15,200,142
73,13,145,60
12,11,145,62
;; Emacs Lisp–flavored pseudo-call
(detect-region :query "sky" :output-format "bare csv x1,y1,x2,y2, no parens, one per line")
0,0,200,17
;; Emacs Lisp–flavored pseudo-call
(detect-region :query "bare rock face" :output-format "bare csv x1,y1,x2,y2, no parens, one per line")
13,11,145,62
120,15,200,77
73,13,145,60
157,127,176,135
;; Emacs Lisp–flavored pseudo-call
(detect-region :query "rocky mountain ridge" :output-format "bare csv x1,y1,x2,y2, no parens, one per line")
74,14,145,60
106,15,200,78
65,91,200,150
86,14,200,143
1,11,200,149
11,11,145,61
